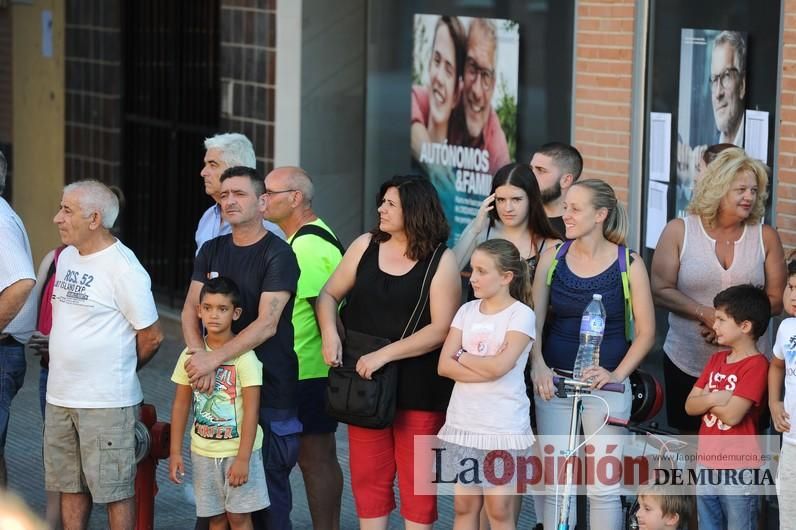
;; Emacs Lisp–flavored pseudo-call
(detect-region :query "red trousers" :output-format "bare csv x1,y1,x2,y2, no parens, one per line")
348,409,445,524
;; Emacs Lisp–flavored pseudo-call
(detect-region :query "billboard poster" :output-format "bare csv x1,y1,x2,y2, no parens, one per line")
676,28,747,217
411,14,520,243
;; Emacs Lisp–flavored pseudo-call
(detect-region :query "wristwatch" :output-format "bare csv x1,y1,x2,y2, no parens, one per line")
453,348,466,363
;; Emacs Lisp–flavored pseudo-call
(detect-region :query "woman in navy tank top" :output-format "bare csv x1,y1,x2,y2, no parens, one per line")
530,179,656,530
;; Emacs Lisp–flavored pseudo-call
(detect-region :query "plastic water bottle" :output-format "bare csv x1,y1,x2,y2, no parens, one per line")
573,294,606,383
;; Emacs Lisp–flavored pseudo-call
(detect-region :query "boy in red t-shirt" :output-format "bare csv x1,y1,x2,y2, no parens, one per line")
684,284,770,530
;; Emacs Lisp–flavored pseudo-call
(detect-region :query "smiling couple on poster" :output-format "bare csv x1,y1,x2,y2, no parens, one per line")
410,14,519,243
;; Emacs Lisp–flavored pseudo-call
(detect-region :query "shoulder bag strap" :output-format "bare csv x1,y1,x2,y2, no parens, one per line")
290,224,345,255
39,246,65,308
48,246,65,279
400,244,444,339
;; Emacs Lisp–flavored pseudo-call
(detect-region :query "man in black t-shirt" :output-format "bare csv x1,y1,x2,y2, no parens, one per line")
529,142,583,239
182,166,300,530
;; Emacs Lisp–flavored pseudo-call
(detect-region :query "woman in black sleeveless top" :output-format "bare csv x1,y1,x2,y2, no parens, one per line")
317,175,461,528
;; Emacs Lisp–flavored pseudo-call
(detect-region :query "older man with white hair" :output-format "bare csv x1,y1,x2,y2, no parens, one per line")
0,150,36,486
196,133,284,252
47,180,163,530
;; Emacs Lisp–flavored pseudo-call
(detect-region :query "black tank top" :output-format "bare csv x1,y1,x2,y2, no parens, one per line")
342,240,453,412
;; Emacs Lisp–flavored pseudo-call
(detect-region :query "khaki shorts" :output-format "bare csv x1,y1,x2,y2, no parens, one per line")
44,404,138,504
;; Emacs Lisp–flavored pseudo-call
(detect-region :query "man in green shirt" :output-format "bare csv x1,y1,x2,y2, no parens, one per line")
264,166,344,530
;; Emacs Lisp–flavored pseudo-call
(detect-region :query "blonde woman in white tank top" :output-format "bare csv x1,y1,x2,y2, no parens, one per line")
651,147,785,432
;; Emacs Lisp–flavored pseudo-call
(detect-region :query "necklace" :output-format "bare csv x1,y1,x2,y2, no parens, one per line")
722,229,741,245
709,225,742,246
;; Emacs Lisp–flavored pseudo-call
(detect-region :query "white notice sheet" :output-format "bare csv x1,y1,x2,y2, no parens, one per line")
649,113,672,182
744,110,769,164
645,181,669,249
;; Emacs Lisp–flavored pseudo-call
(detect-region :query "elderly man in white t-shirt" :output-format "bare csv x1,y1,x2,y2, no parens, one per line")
47,180,163,530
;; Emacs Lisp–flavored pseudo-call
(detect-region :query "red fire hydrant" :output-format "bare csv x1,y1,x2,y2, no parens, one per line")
134,403,171,530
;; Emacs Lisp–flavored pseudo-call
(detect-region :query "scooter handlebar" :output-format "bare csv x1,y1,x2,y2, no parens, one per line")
552,375,625,394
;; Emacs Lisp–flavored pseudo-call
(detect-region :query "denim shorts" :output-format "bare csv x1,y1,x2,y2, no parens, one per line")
0,339,27,455
44,404,138,504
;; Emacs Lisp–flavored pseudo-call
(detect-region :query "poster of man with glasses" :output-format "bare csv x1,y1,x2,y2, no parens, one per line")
676,29,747,217
410,14,519,243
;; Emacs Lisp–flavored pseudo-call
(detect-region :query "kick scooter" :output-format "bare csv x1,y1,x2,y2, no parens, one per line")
552,375,625,530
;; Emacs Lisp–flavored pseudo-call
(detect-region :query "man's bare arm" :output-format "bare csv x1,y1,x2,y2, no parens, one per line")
0,279,35,332
136,320,164,370
185,291,292,384
212,291,292,362
180,280,205,350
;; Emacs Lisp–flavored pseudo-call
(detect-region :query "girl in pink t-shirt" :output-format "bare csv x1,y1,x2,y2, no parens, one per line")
438,239,536,529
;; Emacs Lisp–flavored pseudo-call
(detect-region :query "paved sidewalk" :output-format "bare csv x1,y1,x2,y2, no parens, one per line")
5,311,783,529
6,315,538,529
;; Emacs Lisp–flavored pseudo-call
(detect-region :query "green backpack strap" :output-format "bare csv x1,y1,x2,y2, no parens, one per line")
290,223,345,255
546,240,573,286
618,245,634,341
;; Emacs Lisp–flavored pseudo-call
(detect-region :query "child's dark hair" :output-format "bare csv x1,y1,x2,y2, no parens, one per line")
199,276,242,308
788,249,796,278
712,284,770,340
701,143,735,167
474,239,532,306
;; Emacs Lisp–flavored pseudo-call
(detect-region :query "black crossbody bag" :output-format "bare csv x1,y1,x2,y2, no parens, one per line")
325,244,442,429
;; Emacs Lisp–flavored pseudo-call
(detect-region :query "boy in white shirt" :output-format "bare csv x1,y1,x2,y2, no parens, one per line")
770,259,796,530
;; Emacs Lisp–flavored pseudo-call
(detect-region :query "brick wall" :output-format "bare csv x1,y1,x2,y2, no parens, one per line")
572,0,635,201
778,1,796,251
64,0,122,185
219,0,276,175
